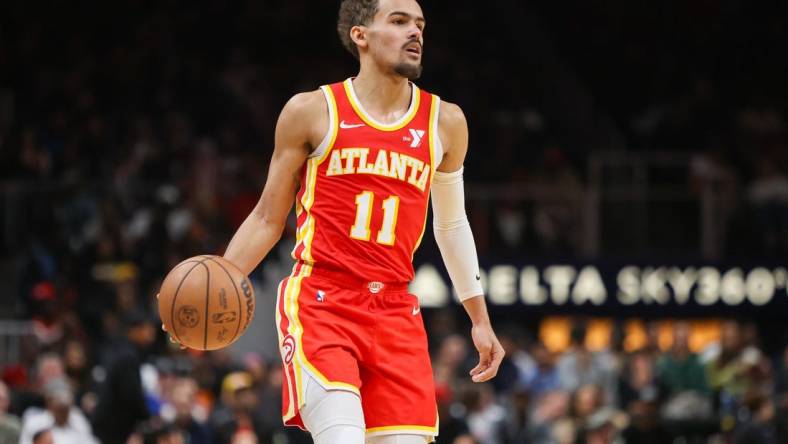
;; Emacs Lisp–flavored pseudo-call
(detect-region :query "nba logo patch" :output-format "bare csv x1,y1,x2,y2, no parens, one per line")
316,290,325,302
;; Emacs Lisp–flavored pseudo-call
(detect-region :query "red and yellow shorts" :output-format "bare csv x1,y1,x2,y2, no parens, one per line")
276,262,438,439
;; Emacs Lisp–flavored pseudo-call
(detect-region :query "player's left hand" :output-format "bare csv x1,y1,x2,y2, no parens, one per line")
469,322,505,382
156,293,186,350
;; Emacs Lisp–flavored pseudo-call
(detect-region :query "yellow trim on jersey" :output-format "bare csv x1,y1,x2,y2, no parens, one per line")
291,85,339,261
366,425,439,435
318,85,340,164
343,79,421,132
411,94,439,259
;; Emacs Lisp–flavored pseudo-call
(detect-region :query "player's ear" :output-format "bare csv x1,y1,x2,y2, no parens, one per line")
350,25,369,52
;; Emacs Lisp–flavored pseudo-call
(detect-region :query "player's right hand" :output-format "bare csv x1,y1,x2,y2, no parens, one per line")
156,293,186,350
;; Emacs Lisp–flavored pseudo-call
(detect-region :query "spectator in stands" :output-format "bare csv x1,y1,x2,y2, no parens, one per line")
461,383,507,444
211,371,269,444
707,320,761,401
11,354,66,416
770,345,788,444
493,328,532,394
19,377,97,444
255,364,287,441
28,282,65,348
62,340,95,415
733,390,779,444
557,322,617,404
501,386,530,444
434,333,472,381
436,386,473,444
657,321,708,396
165,377,211,444
618,351,662,410
580,407,623,444
525,389,572,444
522,341,560,399
621,397,671,444
0,381,21,444
776,345,788,403
129,417,185,444
571,384,605,426
657,321,712,423
31,429,53,444
572,386,627,444
91,309,157,444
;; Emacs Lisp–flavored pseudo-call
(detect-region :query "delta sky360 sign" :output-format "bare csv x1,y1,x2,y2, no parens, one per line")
410,263,788,313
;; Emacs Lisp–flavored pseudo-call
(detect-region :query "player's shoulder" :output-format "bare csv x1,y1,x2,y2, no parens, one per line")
437,99,467,133
282,89,326,119
277,89,329,146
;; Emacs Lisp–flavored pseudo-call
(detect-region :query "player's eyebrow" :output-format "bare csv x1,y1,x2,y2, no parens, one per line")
388,11,426,26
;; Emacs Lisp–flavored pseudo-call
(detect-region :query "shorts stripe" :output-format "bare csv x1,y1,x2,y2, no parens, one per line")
276,278,298,421
279,262,361,425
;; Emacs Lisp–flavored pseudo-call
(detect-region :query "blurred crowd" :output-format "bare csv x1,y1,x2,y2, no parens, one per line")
427,317,788,444
1,1,786,260
2,311,788,444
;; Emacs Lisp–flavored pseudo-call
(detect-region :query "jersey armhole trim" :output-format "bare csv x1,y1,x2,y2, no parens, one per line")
309,86,338,160
432,96,444,168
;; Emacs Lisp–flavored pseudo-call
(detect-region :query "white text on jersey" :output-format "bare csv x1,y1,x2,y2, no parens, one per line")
326,148,431,192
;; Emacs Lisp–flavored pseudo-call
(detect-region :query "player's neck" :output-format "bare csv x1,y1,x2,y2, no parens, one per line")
351,68,412,123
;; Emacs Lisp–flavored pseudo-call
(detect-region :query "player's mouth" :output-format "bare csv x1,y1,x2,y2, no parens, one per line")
404,42,422,56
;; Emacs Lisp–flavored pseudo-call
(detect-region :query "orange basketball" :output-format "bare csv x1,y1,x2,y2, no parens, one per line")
158,255,255,350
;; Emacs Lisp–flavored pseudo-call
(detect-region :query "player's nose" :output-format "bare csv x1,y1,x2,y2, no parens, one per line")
407,26,422,41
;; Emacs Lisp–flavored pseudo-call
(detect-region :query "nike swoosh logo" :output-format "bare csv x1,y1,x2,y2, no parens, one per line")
340,120,365,129
412,306,420,315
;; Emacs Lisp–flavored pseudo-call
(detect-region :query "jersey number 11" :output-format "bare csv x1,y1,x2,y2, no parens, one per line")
350,191,400,246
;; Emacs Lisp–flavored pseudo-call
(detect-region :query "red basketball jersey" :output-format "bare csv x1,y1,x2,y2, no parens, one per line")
290,79,442,283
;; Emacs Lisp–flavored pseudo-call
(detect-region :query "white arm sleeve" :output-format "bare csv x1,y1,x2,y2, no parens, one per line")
431,167,484,301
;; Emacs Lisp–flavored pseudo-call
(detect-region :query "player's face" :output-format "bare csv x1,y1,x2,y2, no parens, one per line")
366,0,425,79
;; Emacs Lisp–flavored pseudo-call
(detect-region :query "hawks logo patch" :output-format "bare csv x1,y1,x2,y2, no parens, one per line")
282,334,296,365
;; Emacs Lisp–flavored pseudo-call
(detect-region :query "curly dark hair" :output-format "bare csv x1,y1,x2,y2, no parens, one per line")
337,0,380,60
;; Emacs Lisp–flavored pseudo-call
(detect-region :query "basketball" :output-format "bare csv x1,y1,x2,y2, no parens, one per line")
158,255,255,350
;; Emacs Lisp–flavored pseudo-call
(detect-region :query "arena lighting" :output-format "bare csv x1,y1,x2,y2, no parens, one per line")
411,264,788,308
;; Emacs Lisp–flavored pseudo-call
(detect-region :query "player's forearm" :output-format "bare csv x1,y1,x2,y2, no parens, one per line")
431,167,484,300
462,294,491,326
224,209,285,276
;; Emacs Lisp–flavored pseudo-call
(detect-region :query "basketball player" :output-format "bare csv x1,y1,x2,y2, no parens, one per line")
166,0,504,442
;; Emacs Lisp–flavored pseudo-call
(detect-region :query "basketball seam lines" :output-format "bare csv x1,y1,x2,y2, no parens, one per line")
203,261,211,350
203,256,244,345
170,258,211,344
